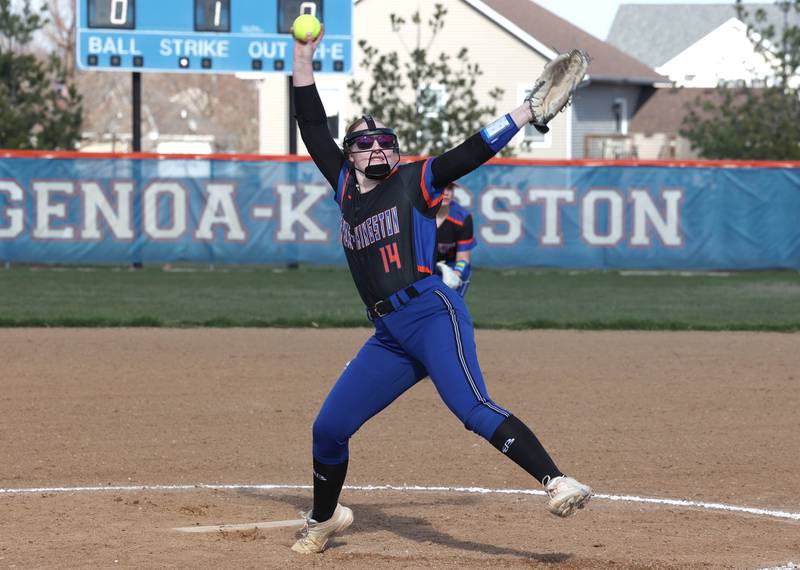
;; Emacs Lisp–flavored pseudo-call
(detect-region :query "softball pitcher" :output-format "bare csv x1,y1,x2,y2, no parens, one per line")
290,28,592,555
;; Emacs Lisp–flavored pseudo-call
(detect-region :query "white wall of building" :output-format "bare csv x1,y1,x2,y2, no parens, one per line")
258,0,564,158
257,74,290,155
657,18,776,88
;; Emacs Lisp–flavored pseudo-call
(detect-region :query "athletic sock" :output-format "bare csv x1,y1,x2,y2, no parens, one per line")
489,415,563,484
311,458,348,522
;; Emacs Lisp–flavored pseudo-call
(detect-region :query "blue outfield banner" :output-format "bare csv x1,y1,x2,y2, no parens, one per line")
0,153,799,269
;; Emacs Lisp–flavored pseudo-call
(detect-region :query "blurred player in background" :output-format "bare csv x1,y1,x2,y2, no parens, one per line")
435,182,475,297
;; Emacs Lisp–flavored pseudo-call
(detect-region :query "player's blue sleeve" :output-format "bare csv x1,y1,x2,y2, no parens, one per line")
421,158,444,207
334,163,351,210
479,115,520,153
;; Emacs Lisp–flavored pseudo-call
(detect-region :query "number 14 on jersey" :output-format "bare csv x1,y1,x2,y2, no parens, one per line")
379,243,401,273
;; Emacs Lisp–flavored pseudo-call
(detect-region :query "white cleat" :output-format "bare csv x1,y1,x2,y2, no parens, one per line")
544,475,592,517
291,503,353,554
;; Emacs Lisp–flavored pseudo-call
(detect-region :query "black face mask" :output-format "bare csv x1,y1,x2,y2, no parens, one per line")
364,153,392,180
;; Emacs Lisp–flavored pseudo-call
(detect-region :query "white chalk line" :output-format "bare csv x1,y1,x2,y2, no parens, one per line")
174,519,305,533
1,482,798,523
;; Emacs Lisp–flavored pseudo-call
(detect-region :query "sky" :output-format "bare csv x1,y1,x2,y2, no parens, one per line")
532,0,775,40
12,0,777,41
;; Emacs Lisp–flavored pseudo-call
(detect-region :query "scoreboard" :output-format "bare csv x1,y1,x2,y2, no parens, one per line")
75,0,353,74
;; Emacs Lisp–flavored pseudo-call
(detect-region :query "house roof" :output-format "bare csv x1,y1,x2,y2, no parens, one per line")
629,87,728,134
607,3,800,69
473,0,667,84
77,72,258,152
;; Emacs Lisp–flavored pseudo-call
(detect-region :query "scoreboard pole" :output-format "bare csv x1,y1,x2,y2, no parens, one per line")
288,75,297,154
132,72,142,152
131,70,144,268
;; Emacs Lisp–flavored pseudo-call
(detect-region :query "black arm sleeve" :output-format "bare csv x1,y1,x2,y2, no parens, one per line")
293,84,346,190
429,133,495,189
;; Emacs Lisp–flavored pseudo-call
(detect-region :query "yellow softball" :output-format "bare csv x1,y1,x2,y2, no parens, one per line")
292,14,321,42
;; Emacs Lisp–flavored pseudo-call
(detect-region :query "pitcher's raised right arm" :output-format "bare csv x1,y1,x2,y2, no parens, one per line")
292,26,344,190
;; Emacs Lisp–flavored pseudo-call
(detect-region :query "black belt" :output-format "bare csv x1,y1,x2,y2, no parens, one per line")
367,285,420,319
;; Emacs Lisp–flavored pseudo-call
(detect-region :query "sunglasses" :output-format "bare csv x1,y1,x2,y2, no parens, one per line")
353,134,396,151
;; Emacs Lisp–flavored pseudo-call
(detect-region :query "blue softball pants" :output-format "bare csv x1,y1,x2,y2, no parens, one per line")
312,275,510,465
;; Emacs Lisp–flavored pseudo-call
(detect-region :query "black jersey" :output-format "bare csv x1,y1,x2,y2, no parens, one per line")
334,159,442,306
294,84,498,308
436,202,476,265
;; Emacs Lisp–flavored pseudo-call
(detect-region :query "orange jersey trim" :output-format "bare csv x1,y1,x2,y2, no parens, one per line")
419,160,443,208
339,169,351,207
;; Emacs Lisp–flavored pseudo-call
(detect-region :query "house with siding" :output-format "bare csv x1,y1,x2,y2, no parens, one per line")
257,0,667,159
627,87,721,159
607,3,800,159
607,3,799,88
78,73,260,154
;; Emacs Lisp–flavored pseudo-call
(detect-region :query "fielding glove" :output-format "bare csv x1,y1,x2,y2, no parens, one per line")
525,49,590,134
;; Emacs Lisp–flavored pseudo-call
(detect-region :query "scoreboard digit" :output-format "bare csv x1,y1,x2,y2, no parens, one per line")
76,0,352,74
88,0,135,29
195,0,231,33
277,1,322,33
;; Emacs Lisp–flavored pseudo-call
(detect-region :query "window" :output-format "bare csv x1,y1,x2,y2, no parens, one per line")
612,98,628,135
317,85,343,141
419,83,447,116
418,83,449,139
517,84,552,148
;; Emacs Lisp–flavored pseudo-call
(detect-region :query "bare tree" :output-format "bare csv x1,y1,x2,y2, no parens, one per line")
32,0,259,152
41,0,73,72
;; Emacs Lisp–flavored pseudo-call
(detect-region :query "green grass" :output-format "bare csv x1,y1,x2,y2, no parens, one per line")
0,265,799,330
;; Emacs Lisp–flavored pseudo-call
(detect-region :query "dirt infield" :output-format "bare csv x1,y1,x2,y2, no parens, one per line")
1,328,798,569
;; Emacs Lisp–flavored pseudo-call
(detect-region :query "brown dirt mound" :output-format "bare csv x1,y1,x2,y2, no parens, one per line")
1,329,798,568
